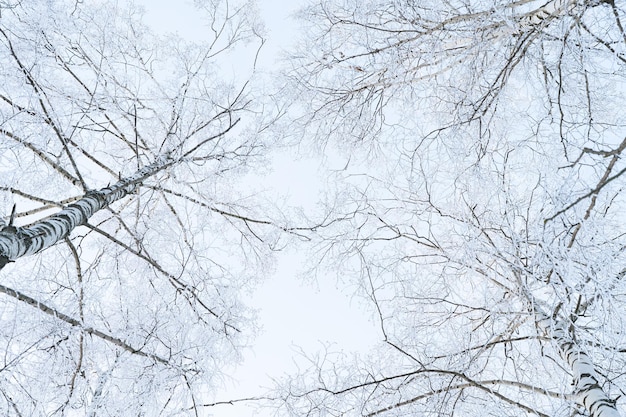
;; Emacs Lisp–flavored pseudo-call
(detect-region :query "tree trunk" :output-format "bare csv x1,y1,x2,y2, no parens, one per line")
0,154,173,269
537,315,620,417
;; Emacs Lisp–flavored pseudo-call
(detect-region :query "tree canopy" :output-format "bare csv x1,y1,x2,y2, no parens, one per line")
3,0,626,416
0,0,289,415
274,0,626,416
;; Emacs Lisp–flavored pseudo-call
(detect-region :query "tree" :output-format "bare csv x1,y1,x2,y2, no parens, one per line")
276,0,626,416
0,0,286,415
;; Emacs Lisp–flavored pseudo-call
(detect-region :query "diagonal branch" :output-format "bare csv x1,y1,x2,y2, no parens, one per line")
0,283,171,366
82,222,240,334
0,153,176,269
0,128,82,188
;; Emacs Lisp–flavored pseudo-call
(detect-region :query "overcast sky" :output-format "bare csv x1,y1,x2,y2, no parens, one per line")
136,1,379,415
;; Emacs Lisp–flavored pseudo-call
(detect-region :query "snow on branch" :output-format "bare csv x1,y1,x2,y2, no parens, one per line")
0,154,174,270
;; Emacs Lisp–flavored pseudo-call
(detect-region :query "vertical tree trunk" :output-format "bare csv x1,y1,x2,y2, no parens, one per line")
537,315,620,417
0,154,173,269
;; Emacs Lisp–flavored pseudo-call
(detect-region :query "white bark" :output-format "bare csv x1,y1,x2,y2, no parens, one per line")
537,315,620,417
0,154,173,269
517,0,573,27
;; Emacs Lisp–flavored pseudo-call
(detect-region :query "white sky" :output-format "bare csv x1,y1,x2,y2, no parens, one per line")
136,1,379,415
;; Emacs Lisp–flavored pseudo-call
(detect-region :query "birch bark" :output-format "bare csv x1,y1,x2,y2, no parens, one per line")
0,154,173,269
536,316,621,417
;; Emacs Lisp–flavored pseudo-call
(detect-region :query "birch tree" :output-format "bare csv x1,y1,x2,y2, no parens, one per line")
0,0,285,415
277,0,626,416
